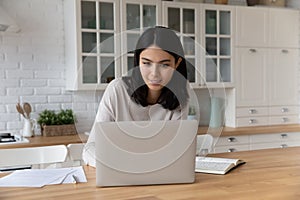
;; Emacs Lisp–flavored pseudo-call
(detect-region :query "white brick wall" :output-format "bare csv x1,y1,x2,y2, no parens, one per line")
0,0,298,135
0,0,98,134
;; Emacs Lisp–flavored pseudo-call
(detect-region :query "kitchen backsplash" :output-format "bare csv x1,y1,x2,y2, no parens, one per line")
0,0,299,134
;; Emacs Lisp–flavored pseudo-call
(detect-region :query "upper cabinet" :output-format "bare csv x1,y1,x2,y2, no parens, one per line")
236,7,299,48
202,4,235,87
120,0,162,76
269,8,299,48
64,0,121,90
162,1,201,87
64,1,298,94
65,0,237,90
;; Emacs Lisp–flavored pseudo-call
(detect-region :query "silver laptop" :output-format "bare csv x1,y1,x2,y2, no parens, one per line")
95,120,198,187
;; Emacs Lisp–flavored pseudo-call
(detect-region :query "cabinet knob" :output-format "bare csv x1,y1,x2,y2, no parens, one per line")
281,49,289,53
280,144,288,148
249,49,257,53
281,108,289,113
228,148,236,152
281,133,288,139
282,117,289,123
248,109,257,114
227,137,237,142
249,119,256,124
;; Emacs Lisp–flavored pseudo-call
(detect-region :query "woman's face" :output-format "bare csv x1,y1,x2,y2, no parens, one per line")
139,45,182,92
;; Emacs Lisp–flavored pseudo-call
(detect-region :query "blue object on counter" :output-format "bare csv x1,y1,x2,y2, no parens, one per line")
209,97,225,128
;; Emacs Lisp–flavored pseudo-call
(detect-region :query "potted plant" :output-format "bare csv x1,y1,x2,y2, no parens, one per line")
38,109,77,136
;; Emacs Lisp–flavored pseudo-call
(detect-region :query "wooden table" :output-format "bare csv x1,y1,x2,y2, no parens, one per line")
1,147,300,200
0,134,88,149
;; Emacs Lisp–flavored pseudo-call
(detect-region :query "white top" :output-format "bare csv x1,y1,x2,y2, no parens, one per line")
83,78,189,167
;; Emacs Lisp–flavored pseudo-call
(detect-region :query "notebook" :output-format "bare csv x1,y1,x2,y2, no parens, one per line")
95,120,198,187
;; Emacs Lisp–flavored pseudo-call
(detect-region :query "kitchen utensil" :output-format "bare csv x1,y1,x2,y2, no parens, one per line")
22,118,36,137
16,103,26,119
23,102,32,119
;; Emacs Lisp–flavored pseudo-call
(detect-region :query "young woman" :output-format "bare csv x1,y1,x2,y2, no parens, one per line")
83,26,190,167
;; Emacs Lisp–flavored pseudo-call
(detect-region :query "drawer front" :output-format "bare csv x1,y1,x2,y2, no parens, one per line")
269,106,299,116
250,141,300,150
215,135,249,146
269,115,299,125
214,144,250,153
236,107,268,117
236,117,269,127
250,142,289,150
250,132,300,143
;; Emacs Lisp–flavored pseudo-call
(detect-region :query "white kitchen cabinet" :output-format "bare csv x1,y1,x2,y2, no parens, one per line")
162,1,201,87
65,0,237,90
202,4,235,87
234,47,299,127
250,132,300,150
236,7,269,47
269,48,298,106
213,135,250,153
236,6,299,48
269,8,299,48
120,0,162,76
229,6,299,127
213,132,300,153
64,0,161,90
64,0,121,90
235,47,269,107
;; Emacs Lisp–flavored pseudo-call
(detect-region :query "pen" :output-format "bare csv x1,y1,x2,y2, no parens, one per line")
72,175,78,184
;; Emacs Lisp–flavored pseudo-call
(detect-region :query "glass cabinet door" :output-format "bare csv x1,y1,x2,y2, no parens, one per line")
80,0,120,86
121,0,161,76
162,2,201,86
204,6,233,85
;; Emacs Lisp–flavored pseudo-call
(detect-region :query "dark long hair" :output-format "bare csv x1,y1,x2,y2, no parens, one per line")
123,26,189,110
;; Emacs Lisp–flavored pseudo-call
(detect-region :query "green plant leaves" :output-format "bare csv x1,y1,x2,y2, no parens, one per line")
37,109,76,126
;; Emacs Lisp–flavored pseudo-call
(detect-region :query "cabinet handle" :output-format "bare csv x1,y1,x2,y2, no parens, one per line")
281,133,288,139
228,148,237,152
281,49,289,53
280,144,288,148
249,119,256,124
248,109,257,114
281,108,289,113
227,137,237,142
282,117,289,123
249,49,257,53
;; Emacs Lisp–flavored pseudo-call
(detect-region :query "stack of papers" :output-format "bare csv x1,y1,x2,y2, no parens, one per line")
0,166,87,187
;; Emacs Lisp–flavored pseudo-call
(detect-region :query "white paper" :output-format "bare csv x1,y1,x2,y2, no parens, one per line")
0,166,87,187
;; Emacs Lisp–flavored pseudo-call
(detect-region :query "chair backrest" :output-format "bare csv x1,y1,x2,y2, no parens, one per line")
0,145,68,168
196,134,213,156
66,143,85,166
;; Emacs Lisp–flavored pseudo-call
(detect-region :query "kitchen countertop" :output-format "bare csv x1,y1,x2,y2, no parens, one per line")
0,134,88,149
198,123,300,136
2,124,300,149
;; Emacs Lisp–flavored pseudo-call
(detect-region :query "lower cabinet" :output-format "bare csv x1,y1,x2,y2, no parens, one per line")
212,132,300,153
213,135,250,153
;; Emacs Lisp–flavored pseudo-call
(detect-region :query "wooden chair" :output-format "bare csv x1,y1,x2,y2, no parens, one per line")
66,143,85,167
0,145,68,171
196,134,213,156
